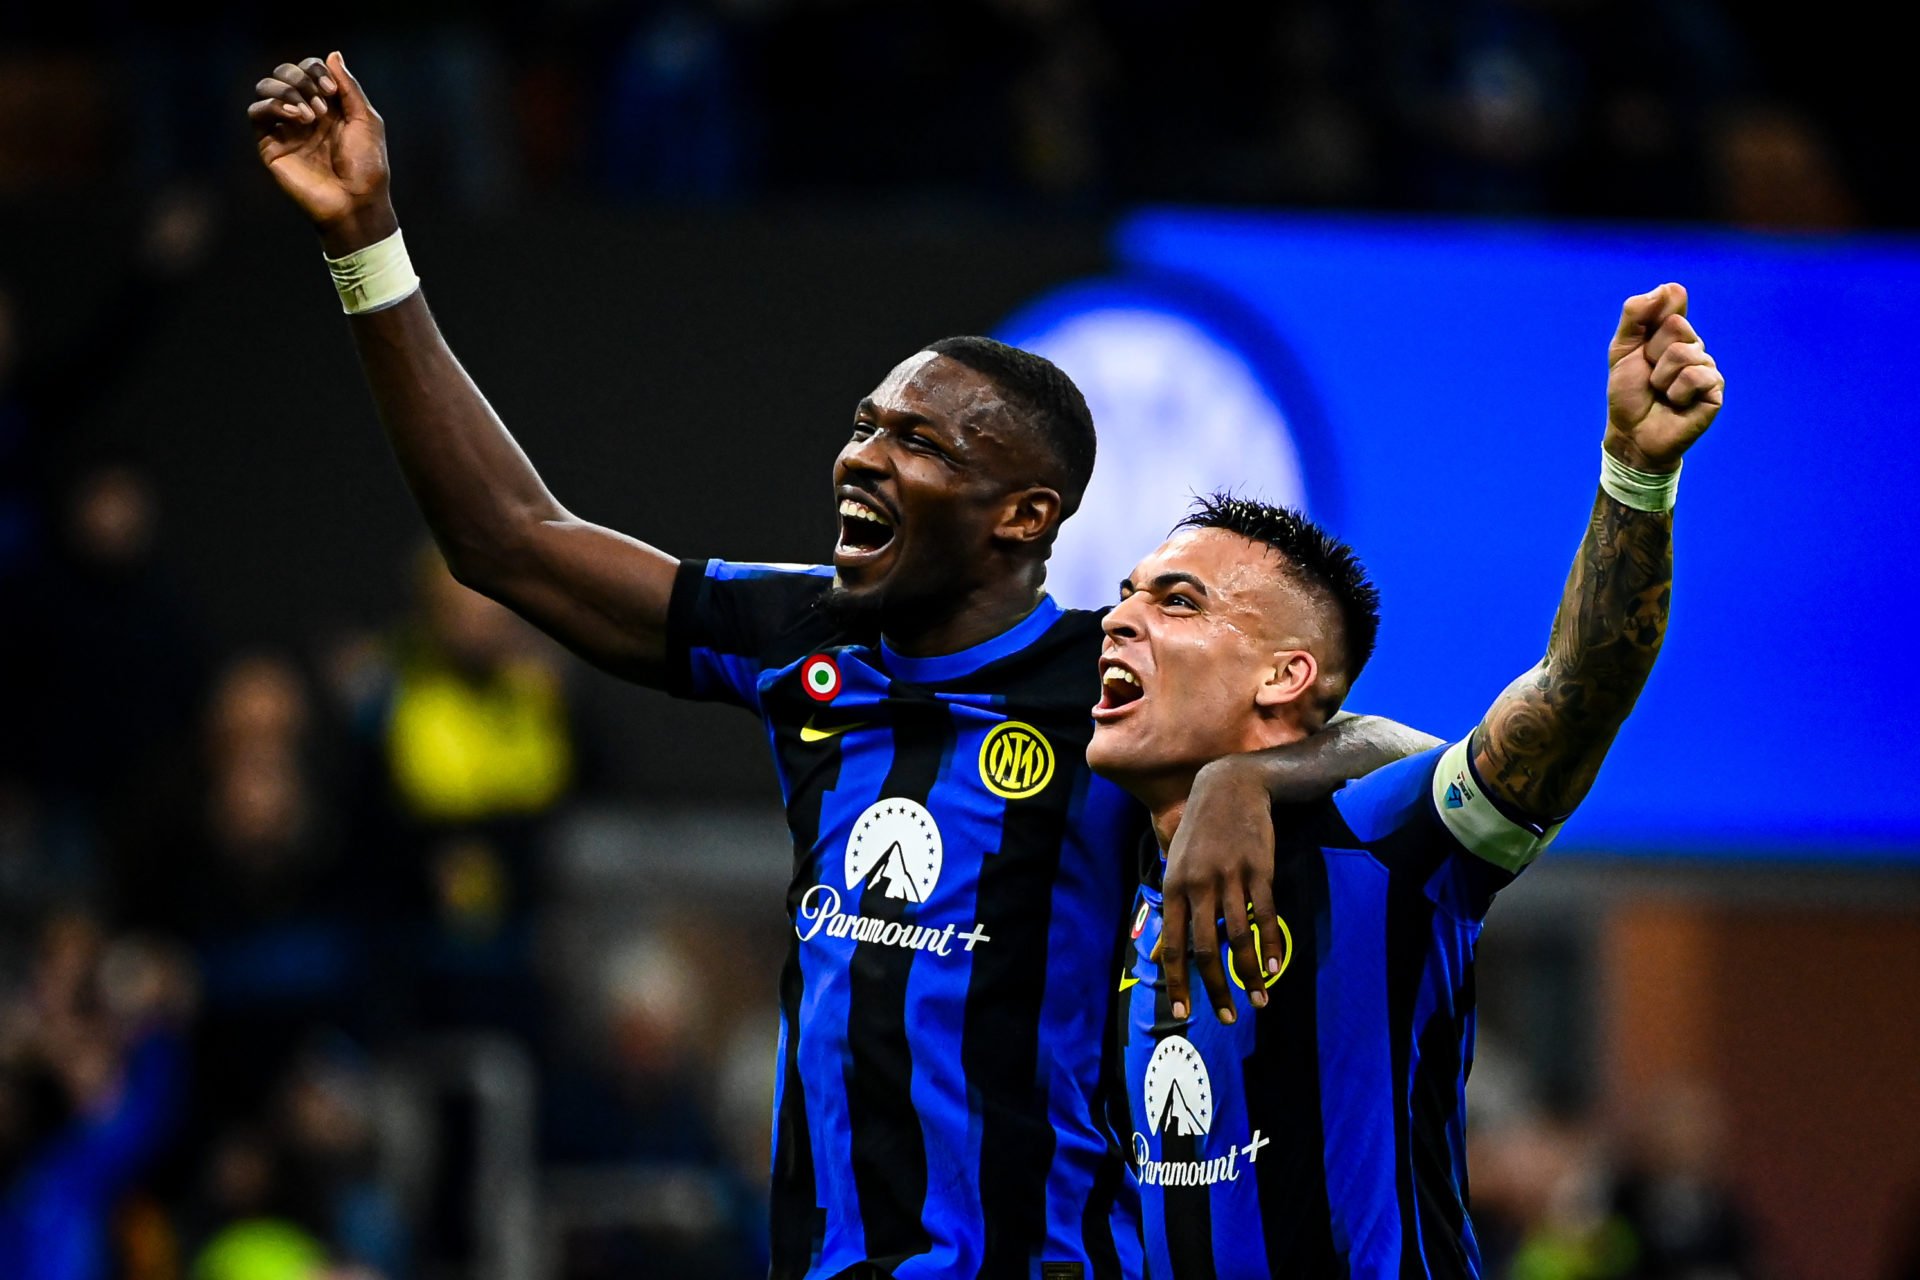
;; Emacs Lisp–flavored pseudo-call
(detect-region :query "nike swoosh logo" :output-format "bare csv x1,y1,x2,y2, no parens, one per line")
800,715,870,744
1118,975,1141,992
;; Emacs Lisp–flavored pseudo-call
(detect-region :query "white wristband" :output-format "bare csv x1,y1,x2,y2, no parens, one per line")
1599,447,1680,512
324,228,420,315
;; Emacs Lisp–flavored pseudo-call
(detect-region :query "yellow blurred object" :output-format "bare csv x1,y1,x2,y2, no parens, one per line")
385,659,573,823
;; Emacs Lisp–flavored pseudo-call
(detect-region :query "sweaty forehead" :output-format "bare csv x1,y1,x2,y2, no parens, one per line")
1132,528,1305,627
868,352,1015,438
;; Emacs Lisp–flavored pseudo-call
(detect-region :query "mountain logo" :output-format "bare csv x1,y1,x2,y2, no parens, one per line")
844,798,944,904
1143,1035,1214,1138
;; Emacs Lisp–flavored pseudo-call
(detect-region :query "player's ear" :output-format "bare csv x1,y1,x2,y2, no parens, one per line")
994,486,1063,548
1254,649,1317,709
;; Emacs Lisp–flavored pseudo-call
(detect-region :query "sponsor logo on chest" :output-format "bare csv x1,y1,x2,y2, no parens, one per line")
1133,1035,1270,1187
794,798,992,955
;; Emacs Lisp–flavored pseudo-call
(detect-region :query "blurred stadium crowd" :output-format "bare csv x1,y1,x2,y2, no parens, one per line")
1,3,1915,1279
0,0,1888,227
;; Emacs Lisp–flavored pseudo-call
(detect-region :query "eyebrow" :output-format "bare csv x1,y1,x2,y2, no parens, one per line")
1118,571,1210,598
854,398,935,429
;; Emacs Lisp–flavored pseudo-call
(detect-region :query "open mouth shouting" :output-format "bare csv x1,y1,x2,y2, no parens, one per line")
1093,656,1145,722
834,486,898,571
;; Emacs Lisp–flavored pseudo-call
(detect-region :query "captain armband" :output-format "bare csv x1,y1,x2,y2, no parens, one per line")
1430,738,1563,872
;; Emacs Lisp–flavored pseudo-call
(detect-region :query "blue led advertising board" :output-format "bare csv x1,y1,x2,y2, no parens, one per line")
1001,213,1920,860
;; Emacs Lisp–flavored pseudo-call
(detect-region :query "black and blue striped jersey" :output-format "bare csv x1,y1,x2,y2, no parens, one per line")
1122,742,1558,1280
665,558,1146,1280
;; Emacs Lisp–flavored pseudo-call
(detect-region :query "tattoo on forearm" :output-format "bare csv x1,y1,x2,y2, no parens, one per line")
1474,490,1673,818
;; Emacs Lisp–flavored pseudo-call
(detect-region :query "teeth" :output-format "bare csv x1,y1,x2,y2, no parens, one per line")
1103,666,1139,687
839,498,891,526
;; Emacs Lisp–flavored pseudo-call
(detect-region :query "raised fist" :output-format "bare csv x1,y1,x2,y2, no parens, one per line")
248,52,393,246
1605,283,1725,472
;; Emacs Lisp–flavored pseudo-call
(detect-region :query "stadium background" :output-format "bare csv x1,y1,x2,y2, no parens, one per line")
2,5,1917,1280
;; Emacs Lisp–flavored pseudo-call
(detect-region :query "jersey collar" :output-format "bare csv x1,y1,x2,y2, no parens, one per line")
880,594,1063,685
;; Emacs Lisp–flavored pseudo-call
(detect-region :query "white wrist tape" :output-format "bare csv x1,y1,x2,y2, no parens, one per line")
1599,447,1681,512
325,228,420,315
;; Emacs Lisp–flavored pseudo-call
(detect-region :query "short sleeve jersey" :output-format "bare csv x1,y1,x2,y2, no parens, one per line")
666,559,1147,1280
1122,741,1559,1280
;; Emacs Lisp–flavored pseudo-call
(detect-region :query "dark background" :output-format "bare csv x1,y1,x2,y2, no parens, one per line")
3,6,1918,1280
3,200,1109,800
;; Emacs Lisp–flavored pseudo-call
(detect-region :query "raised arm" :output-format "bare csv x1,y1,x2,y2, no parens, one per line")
1472,283,1722,822
248,54,677,683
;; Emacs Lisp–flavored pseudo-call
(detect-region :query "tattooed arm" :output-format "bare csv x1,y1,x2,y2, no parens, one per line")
1473,283,1724,821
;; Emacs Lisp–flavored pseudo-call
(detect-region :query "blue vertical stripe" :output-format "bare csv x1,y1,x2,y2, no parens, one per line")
1039,768,1144,1273
1318,854,1401,1271
796,729,895,1274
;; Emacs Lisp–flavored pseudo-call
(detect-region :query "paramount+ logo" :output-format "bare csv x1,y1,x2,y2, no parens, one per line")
979,722,1055,800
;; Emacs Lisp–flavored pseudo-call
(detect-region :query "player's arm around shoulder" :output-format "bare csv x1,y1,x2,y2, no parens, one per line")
1469,283,1724,835
1155,713,1441,1025
247,54,680,684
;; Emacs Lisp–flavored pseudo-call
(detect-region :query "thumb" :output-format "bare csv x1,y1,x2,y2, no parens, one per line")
327,51,374,121
1609,282,1684,363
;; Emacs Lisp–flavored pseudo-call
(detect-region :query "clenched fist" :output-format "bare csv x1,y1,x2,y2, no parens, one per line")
1605,283,1725,473
248,52,396,254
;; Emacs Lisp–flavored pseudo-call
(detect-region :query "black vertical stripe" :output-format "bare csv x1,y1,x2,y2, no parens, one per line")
1406,958,1476,1280
1148,971,1217,1280
1248,844,1344,1278
962,757,1077,1276
1080,912,1135,1280
769,695,851,1279
1384,885,1437,1280
842,695,951,1270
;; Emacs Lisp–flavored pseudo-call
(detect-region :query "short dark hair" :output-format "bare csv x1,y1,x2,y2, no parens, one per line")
922,336,1096,519
1177,492,1381,685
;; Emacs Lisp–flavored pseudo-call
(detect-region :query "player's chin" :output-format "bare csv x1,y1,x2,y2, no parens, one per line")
1085,722,1144,780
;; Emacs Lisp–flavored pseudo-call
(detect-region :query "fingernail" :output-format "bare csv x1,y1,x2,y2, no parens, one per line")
1171,1001,1187,1020
321,77,338,93
1267,957,1281,975
1250,990,1267,1008
1220,1008,1236,1024
298,105,313,121
313,98,327,115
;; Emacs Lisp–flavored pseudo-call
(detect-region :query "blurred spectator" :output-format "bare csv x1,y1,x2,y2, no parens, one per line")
1608,1080,1760,1280
1479,1111,1636,1280
541,929,762,1279
1711,102,1858,230
338,547,577,1040
185,1128,332,1280
117,653,361,1141
0,923,193,1280
3,464,208,858
542,932,719,1167
0,191,213,582
273,1044,408,1279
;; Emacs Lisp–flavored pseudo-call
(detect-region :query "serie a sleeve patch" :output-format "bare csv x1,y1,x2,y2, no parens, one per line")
1429,738,1562,872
